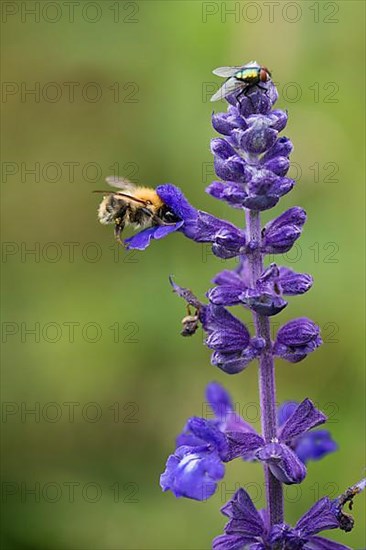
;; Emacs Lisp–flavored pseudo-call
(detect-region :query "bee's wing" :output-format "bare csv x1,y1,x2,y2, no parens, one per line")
105,176,137,193
212,66,242,77
210,77,244,102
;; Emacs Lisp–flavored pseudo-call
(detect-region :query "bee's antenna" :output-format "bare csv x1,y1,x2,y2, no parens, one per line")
114,193,148,205
92,190,148,206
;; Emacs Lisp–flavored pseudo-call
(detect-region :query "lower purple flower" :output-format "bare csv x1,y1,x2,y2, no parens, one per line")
214,488,352,550
161,383,333,502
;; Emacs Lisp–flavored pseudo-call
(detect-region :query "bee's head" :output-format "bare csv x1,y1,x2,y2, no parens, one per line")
159,203,182,224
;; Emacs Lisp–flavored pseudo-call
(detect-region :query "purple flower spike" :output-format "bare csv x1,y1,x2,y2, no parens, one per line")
105,62,362,547
262,206,307,254
274,318,322,363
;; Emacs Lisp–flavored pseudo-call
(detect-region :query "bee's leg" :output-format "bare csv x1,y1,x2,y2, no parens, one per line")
114,204,128,245
114,218,125,245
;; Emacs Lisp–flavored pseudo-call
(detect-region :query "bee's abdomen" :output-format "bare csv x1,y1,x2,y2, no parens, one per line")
98,195,127,225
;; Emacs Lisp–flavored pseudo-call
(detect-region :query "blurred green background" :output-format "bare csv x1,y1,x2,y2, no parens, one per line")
1,1,365,548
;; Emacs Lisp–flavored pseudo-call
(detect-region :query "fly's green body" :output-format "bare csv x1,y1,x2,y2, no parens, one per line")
234,67,261,84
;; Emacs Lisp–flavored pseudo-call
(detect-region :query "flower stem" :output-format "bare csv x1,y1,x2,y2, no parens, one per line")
245,209,284,526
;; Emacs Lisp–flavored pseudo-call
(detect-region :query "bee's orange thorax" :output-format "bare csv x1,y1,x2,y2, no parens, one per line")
134,187,164,207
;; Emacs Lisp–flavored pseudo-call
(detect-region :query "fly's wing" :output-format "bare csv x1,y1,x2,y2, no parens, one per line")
105,176,137,193
243,60,259,68
212,61,259,78
212,66,242,77
210,77,244,102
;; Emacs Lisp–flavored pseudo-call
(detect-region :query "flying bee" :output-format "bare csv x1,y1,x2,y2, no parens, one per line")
210,61,271,102
95,177,181,244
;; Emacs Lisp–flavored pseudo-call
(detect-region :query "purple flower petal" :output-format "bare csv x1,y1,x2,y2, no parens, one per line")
211,338,264,375
124,227,158,250
207,285,244,306
195,212,246,246
211,138,237,159
201,305,250,351
220,488,265,535
156,184,197,223
225,432,264,461
278,401,299,426
276,318,320,346
295,429,338,463
160,444,224,501
188,417,228,455
238,119,278,154
262,155,290,177
176,428,205,448
296,497,340,535
261,136,293,162
205,382,256,434
239,289,287,316
206,180,248,208
262,207,306,254
212,269,244,286
279,267,313,295
154,223,184,239
213,534,254,550
279,398,327,442
206,381,234,417
274,318,322,362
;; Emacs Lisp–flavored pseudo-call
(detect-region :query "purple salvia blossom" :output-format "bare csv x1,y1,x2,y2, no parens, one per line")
160,383,336,497
102,62,363,547
213,487,362,550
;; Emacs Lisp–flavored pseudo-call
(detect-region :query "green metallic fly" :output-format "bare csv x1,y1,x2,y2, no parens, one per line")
210,61,272,102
